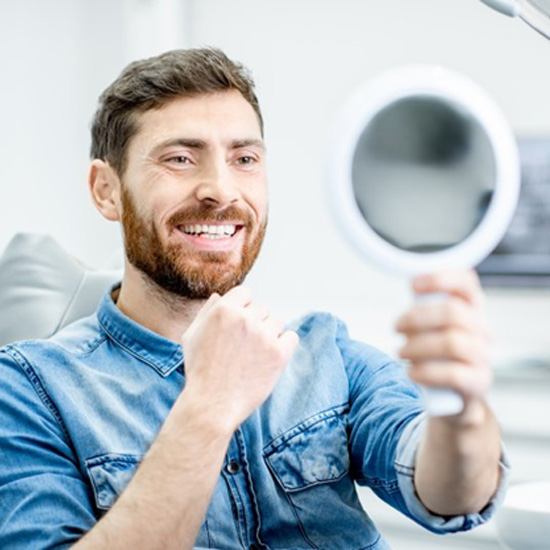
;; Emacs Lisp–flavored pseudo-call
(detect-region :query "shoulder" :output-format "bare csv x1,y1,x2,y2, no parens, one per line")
0,313,105,378
289,311,393,370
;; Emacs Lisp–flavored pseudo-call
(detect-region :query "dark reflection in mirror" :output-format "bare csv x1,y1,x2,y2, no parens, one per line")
352,97,496,253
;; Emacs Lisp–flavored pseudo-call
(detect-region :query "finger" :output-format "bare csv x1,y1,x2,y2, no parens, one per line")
395,298,490,337
408,361,492,398
413,269,485,308
277,330,300,362
197,292,221,316
262,316,285,338
181,294,220,344
219,285,253,309
399,329,490,365
244,301,270,322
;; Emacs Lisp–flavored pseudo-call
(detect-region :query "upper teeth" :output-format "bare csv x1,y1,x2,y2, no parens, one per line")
181,224,237,236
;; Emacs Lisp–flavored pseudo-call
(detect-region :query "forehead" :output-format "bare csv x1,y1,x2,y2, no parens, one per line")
133,90,263,149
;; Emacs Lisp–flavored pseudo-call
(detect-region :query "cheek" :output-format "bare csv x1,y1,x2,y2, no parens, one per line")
247,183,269,221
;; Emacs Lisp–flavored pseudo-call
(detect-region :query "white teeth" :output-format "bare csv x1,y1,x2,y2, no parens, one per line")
181,224,238,237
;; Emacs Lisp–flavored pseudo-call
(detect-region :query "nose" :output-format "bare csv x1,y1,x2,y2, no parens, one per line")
194,161,239,206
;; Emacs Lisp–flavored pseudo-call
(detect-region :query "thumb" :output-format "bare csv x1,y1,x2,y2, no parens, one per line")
278,330,300,362
182,293,221,343
196,292,221,319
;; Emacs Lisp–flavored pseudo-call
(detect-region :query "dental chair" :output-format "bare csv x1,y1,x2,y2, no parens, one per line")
0,233,120,346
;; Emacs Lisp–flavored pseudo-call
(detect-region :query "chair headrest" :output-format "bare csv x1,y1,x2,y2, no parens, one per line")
0,233,121,346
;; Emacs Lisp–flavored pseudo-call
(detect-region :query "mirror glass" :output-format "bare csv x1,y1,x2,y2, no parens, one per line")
352,96,497,253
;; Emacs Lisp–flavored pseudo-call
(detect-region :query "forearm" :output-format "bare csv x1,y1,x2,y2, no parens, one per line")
74,390,232,550
414,399,501,516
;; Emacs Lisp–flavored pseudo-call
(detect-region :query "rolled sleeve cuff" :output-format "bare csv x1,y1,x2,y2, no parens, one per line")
395,412,511,534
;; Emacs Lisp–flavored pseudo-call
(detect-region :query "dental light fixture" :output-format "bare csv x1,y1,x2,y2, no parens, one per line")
480,0,550,40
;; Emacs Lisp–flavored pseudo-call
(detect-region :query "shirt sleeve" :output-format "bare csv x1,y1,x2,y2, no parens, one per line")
0,346,97,548
335,319,509,534
395,412,510,534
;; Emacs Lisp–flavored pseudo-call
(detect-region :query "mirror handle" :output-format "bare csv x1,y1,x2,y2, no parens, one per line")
414,292,465,417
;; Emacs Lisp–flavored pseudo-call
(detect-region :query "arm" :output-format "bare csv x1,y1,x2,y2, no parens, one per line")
396,270,502,516
73,392,232,549
76,287,297,549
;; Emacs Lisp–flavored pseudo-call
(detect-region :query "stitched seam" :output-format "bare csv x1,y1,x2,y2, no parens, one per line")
4,346,71,441
394,462,415,475
358,534,382,550
99,320,170,375
203,518,212,547
263,403,348,454
85,453,141,467
355,475,400,491
76,333,108,357
101,323,182,376
265,454,318,550
278,470,349,493
223,472,249,549
235,428,264,548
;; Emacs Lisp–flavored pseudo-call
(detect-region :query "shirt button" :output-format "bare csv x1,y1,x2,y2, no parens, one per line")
225,459,241,475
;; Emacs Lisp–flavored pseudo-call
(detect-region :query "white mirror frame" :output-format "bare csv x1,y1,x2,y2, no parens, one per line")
328,65,521,276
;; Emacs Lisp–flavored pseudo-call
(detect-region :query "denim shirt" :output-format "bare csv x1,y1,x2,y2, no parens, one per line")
0,288,508,549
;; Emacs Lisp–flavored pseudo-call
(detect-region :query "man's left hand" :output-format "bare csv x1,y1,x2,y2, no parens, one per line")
395,269,492,409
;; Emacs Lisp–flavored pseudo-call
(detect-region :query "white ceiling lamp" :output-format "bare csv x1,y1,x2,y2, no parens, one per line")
480,0,550,40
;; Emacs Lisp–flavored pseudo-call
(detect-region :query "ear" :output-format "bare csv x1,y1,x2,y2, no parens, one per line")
88,159,121,222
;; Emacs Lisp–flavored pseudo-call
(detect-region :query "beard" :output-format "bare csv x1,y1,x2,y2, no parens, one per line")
120,186,266,299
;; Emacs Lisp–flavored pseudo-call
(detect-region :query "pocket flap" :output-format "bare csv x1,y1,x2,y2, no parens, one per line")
264,411,349,492
86,453,141,510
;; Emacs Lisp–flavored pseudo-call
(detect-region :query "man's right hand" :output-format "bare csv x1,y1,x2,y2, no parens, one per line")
181,286,299,432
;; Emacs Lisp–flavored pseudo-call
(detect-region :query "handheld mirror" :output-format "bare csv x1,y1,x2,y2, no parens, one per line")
329,66,520,416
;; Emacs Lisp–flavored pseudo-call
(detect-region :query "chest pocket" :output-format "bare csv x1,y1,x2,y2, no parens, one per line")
263,408,379,550
85,453,142,511
264,410,350,491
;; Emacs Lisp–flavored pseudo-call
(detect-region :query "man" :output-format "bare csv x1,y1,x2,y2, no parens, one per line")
0,48,506,549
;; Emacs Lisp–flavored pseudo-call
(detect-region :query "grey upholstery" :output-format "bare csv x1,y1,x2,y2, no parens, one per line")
0,233,121,346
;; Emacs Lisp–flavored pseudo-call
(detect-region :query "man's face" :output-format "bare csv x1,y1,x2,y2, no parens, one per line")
118,90,268,299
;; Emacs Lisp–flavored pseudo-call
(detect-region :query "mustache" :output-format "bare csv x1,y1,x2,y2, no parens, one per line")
168,204,254,228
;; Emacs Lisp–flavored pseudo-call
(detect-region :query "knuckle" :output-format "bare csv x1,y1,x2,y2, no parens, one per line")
444,331,462,356
445,299,462,322
448,367,464,390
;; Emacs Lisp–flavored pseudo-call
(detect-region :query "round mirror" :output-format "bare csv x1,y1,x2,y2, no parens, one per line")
330,65,520,276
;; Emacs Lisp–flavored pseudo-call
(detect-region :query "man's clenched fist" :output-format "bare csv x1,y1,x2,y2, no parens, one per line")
181,286,299,432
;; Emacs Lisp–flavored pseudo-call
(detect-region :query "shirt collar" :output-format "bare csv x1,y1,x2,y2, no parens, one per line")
97,284,183,378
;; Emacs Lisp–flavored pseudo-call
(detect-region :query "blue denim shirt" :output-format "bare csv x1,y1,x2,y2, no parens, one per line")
0,288,507,549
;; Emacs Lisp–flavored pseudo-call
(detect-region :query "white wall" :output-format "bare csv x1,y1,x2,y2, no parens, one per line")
0,0,549,364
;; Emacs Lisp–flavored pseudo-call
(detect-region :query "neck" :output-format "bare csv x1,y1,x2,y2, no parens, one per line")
115,260,206,343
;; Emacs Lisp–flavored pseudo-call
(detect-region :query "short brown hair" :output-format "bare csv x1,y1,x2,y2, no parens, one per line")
90,47,263,175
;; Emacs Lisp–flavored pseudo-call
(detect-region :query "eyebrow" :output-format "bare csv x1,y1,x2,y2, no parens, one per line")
152,137,265,154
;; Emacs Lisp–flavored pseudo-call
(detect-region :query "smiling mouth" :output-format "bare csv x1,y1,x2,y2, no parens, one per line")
176,223,245,240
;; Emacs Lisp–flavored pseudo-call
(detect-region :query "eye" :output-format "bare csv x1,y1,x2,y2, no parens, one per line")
236,155,256,166
166,155,192,165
